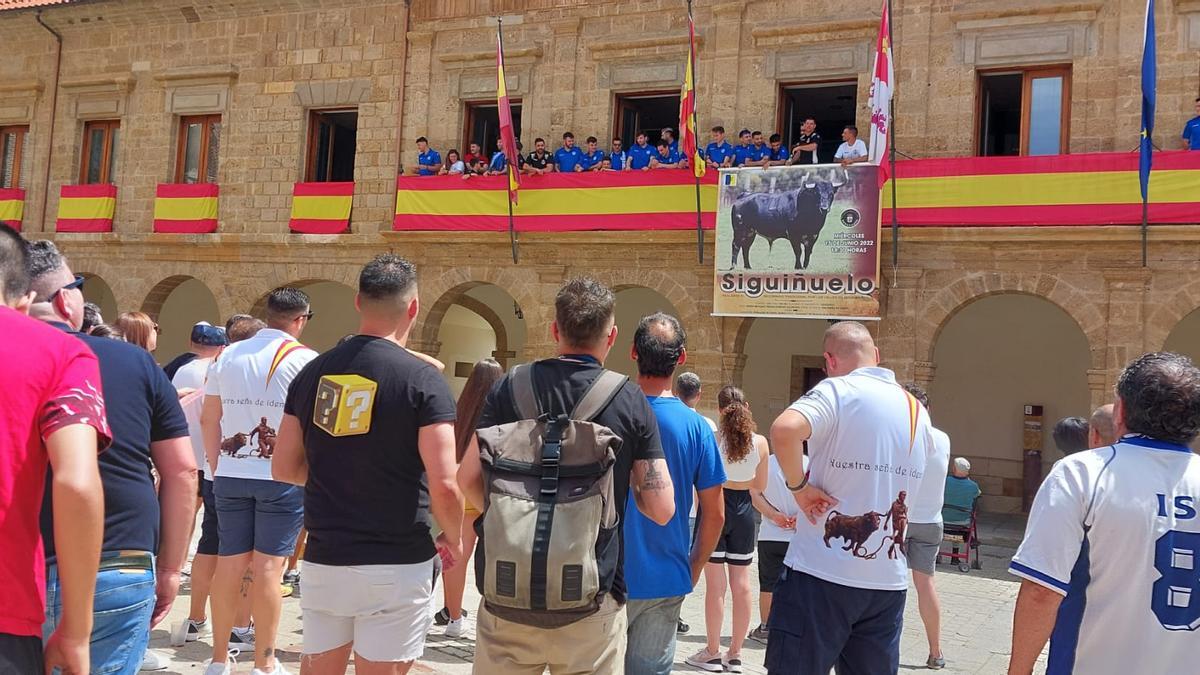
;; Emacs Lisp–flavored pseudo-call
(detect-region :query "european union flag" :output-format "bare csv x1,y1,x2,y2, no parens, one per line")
1140,0,1156,203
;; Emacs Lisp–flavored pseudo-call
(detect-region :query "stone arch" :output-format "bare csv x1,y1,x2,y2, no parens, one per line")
1163,306,1200,364
141,275,221,359
918,273,1106,371
601,266,713,351
78,272,118,322
417,266,539,352
453,295,513,367
728,315,829,424
141,275,198,320
249,279,358,352
1147,278,1200,353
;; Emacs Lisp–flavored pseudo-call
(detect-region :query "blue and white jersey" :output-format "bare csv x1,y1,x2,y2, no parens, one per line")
1010,435,1200,674
608,149,628,171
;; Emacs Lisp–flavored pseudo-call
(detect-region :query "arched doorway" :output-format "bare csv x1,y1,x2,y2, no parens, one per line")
930,294,1091,513
1164,308,1200,364
425,282,527,395
79,273,118,324
608,287,682,381
735,317,829,431
143,276,220,363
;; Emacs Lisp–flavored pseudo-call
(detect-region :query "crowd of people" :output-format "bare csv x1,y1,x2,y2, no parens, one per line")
411,121,872,177
2,218,1200,675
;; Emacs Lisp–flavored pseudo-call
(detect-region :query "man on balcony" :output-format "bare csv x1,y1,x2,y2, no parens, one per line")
415,137,442,176
835,126,869,167
662,127,680,155
608,138,629,172
704,126,734,171
788,118,821,165
554,132,585,173
1183,98,1200,150
524,138,554,175
732,129,756,167
581,136,606,171
765,134,789,167
652,140,684,170
629,132,656,171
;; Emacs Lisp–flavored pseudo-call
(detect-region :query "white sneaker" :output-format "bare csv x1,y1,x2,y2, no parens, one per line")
139,649,169,671
203,657,235,675
185,618,210,642
444,616,467,638
252,662,293,675
230,626,256,650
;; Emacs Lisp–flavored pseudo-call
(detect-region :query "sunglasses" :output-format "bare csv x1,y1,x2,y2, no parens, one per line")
154,324,162,334
49,275,85,301
303,311,315,320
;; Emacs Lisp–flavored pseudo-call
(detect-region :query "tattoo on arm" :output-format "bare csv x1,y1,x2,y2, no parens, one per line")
639,460,667,493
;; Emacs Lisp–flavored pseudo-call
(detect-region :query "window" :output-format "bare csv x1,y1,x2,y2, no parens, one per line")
175,115,221,184
977,67,1071,156
614,92,681,148
778,81,858,162
306,110,358,182
0,125,29,189
463,101,523,159
80,120,120,184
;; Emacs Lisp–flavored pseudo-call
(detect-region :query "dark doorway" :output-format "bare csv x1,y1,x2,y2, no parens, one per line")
307,110,358,182
778,82,858,163
614,92,681,148
464,102,523,158
978,73,1023,156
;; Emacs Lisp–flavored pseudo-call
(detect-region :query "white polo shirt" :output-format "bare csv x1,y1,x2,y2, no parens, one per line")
909,427,951,525
205,328,316,481
784,366,934,591
1010,435,1200,674
173,356,214,479
834,138,868,160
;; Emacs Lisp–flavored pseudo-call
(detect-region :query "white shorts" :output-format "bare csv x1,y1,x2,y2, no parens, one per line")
300,558,438,662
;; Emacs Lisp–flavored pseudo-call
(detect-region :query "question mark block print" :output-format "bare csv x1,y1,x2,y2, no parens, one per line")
314,374,379,437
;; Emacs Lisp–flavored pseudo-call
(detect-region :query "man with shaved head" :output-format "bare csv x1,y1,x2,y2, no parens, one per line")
1088,404,1116,448
767,321,938,675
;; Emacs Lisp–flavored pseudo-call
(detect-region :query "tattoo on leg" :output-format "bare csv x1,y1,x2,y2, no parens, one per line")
240,569,253,597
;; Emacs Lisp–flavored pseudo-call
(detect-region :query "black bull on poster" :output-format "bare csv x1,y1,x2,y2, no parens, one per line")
713,163,882,320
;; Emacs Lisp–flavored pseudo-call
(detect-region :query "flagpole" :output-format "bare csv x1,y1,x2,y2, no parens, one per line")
887,0,899,278
689,0,703,265
497,17,518,264
509,189,518,264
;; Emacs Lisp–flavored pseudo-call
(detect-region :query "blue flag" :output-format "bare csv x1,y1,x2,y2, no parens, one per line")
1139,0,1156,203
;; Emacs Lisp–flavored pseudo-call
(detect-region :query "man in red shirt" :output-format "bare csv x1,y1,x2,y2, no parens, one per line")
0,225,107,674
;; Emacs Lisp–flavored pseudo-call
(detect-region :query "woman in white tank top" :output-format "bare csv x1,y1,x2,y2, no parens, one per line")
687,386,769,674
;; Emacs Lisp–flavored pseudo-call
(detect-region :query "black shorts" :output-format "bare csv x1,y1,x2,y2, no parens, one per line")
757,540,789,591
197,477,220,556
708,488,757,566
0,633,43,674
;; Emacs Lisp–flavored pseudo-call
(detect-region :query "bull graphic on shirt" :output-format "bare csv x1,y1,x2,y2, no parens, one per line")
822,491,910,560
220,432,250,457
249,417,277,458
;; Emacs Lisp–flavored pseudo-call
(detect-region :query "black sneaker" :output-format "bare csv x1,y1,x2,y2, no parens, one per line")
433,607,468,626
676,619,690,634
229,627,255,650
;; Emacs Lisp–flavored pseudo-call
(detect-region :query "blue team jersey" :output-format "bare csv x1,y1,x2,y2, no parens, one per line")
732,144,758,166
668,139,680,155
624,397,726,600
554,146,585,172
417,149,441,176
580,150,605,170
656,147,684,165
1184,117,1200,150
628,143,656,170
488,151,507,172
767,145,789,162
705,141,734,166
608,150,628,170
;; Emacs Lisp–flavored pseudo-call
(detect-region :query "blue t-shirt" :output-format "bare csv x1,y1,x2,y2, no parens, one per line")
624,396,726,600
656,147,684,165
417,149,441,176
733,144,758,166
608,149,628,171
704,141,734,166
1183,116,1200,150
554,146,585,172
668,139,680,155
488,151,507,172
580,150,606,170
942,475,981,525
628,143,656,170
41,326,189,557
767,145,789,162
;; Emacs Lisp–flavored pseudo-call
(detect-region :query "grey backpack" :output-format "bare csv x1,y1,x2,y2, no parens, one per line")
475,363,627,627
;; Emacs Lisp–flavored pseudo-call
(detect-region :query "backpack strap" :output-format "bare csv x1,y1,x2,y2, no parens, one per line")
510,364,541,421
570,370,628,422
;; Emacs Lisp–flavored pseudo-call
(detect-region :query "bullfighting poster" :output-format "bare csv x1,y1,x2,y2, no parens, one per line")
712,163,881,320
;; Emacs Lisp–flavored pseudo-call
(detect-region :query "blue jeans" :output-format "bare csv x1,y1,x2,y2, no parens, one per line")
625,596,685,675
44,555,156,675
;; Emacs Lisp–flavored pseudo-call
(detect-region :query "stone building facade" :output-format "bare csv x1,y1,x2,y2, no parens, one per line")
2,0,1200,512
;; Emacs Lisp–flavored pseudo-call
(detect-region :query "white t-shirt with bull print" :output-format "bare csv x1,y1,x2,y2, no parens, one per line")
784,366,936,591
206,328,316,481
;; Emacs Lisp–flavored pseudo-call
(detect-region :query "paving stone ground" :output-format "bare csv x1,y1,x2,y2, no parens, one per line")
149,515,1045,674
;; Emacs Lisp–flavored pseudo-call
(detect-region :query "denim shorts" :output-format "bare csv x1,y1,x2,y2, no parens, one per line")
625,596,685,675
213,476,304,557
197,477,221,556
44,554,156,675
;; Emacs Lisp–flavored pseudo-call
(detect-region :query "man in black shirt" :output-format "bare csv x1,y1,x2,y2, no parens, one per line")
275,253,463,673
523,137,554,175
458,277,675,675
789,117,822,165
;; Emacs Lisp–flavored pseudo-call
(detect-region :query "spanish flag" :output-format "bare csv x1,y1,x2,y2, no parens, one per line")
496,24,520,206
290,182,353,234
153,183,218,233
0,188,24,230
57,184,116,233
678,5,704,179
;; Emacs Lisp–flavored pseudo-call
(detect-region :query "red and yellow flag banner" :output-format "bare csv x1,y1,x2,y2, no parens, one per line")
394,171,719,232
57,184,116,233
0,188,24,230
153,183,218,233
290,182,353,234
883,151,1200,226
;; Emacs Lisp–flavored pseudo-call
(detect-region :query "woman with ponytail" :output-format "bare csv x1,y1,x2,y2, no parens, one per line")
686,385,769,674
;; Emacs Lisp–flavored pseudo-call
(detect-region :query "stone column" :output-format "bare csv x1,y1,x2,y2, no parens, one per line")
520,265,567,362
913,360,936,389
1101,269,1151,393
1086,368,1110,411
878,267,924,381
721,351,748,388
706,2,746,127
402,31,434,160
548,19,581,136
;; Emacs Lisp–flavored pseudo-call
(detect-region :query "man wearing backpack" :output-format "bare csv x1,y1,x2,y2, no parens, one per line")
624,313,726,675
457,277,676,675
